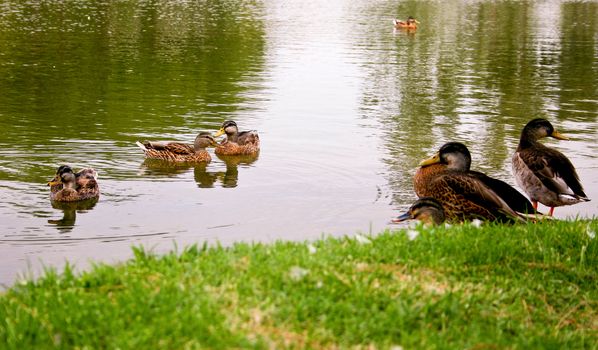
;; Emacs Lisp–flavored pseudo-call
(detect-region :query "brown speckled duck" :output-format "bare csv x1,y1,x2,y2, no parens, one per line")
393,197,445,225
214,120,260,156
415,142,538,215
136,132,217,163
415,142,525,223
48,165,99,202
512,118,590,216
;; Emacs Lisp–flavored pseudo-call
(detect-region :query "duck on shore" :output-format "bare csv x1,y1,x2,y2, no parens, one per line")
512,118,590,216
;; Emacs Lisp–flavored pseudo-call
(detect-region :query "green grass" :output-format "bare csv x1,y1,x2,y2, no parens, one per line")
1,220,597,349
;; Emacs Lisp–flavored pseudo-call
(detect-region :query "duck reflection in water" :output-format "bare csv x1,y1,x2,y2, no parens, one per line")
47,197,98,232
210,153,259,188
141,154,258,188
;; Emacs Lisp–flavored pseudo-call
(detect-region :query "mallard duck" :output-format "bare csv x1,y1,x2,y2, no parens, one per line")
393,197,445,225
512,118,590,216
214,120,260,156
136,132,218,162
393,16,419,29
415,142,525,223
415,142,538,215
47,165,100,202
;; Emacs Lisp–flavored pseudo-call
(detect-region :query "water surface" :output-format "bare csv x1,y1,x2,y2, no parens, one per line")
1,0,597,286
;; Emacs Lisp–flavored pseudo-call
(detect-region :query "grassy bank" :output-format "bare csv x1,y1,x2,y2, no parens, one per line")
1,220,597,349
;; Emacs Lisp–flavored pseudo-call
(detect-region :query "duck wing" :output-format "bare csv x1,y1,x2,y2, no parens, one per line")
434,172,521,221
469,170,537,214
164,142,195,155
522,146,587,199
237,131,259,145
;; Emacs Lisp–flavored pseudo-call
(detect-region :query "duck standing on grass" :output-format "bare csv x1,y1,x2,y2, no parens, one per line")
512,118,590,216
48,165,99,202
214,120,260,156
136,132,218,163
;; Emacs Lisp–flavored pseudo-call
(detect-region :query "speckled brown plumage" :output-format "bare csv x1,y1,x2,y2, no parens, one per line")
214,120,260,156
414,142,524,223
215,139,260,156
48,166,100,202
393,197,445,225
426,170,520,223
415,144,537,215
414,163,445,198
136,132,217,163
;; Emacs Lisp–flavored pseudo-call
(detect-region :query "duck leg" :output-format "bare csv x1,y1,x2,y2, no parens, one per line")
532,200,538,210
548,207,555,216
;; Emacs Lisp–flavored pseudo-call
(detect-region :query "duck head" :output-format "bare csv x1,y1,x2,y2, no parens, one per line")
419,142,472,171
194,132,219,150
393,197,445,225
214,120,238,138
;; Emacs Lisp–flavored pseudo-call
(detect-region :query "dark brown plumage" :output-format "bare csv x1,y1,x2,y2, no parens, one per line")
512,118,590,215
214,120,260,156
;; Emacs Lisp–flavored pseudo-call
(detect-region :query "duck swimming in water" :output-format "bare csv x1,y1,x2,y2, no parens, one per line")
393,16,419,29
136,132,218,163
213,120,260,156
512,118,590,216
48,165,99,202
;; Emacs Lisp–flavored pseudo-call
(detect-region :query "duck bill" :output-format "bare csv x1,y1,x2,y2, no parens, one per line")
419,152,440,167
47,176,61,186
551,130,569,140
214,128,225,138
391,211,412,223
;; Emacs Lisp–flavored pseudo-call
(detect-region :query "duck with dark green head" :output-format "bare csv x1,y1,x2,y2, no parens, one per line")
512,118,590,216
214,120,260,156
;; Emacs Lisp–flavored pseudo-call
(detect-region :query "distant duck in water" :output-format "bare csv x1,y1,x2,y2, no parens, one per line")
393,16,419,29
214,120,260,156
393,197,445,225
415,143,539,215
136,132,218,163
512,118,590,216
48,165,99,202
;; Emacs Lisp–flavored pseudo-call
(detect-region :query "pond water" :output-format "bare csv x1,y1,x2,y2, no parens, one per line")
1,0,597,286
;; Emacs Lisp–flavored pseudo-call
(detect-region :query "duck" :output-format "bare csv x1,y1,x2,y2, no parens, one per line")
136,132,218,162
47,165,100,202
415,142,538,215
393,16,419,29
512,118,590,216
415,142,526,223
214,120,260,156
392,197,445,225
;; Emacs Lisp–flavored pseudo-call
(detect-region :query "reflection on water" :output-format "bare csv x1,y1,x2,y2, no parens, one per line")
0,0,597,286
140,154,259,188
47,198,99,233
